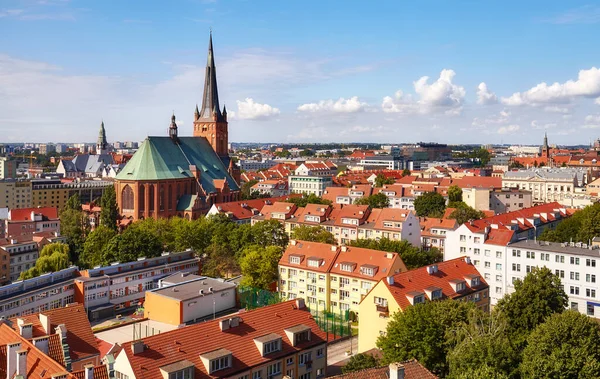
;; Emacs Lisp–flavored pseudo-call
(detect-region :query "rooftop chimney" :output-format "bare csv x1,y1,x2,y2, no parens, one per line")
39,313,51,335
295,298,305,309
6,342,21,379
32,336,49,355
426,265,438,275
131,341,145,355
386,276,395,285
330,245,337,251
55,324,67,339
84,364,95,379
389,363,405,379
219,319,230,331
290,240,297,246
16,349,27,379
18,323,33,339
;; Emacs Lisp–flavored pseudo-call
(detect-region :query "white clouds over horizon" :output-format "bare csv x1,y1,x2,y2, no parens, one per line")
231,98,280,120
476,82,497,105
297,96,367,113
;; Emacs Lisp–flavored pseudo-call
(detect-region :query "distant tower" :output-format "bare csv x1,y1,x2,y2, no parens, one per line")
193,32,229,158
169,113,178,142
542,131,549,159
97,121,108,154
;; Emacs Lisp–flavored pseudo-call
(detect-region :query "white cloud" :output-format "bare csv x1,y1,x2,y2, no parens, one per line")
476,82,497,105
501,67,600,106
472,109,511,127
497,124,520,134
543,105,570,114
582,124,600,129
297,96,367,113
531,120,556,130
382,69,465,114
233,98,280,120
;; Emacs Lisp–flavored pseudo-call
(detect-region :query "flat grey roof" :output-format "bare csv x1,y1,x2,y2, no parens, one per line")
510,239,600,258
151,276,236,301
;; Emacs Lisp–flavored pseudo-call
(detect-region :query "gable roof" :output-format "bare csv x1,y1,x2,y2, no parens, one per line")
9,303,100,363
381,257,488,311
280,240,340,273
116,136,240,192
8,207,58,221
330,246,404,281
329,359,437,379
120,300,329,379
72,365,110,379
211,195,300,221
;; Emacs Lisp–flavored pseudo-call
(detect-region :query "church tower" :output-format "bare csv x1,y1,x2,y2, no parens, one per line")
194,32,229,158
97,121,108,154
542,131,549,158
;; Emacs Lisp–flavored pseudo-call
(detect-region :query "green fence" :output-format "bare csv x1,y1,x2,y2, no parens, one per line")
308,302,353,339
239,286,283,310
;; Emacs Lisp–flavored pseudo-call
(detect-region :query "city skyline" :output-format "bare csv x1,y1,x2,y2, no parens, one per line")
2,0,600,144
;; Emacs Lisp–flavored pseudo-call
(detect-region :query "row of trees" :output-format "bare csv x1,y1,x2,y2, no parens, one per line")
368,267,600,378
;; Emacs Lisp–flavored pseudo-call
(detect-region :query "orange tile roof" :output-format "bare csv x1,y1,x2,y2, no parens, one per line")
333,205,370,226
330,246,404,281
280,240,340,273
72,365,110,379
329,359,437,379
260,201,298,219
419,217,458,237
121,300,329,379
367,208,414,230
456,176,502,189
213,196,299,221
322,187,351,203
8,207,58,221
383,257,488,310
9,303,100,363
0,324,75,379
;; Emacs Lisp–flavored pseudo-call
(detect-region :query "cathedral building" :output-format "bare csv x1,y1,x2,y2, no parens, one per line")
114,33,241,220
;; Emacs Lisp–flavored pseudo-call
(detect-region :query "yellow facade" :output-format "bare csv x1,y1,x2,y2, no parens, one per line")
0,180,32,209
143,291,183,325
328,273,379,315
31,187,70,209
357,281,399,353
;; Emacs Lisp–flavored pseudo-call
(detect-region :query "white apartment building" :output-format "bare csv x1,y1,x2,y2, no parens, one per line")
288,175,333,197
2,240,39,282
503,168,586,204
445,202,573,305
0,267,78,319
238,159,276,171
374,184,415,210
294,161,336,177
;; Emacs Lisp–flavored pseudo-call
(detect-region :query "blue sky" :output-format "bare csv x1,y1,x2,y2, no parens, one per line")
1,0,600,145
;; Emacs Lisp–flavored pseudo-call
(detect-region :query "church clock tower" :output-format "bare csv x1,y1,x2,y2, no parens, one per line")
193,32,229,158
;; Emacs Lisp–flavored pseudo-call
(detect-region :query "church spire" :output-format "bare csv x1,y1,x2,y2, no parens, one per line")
97,120,108,154
199,31,224,122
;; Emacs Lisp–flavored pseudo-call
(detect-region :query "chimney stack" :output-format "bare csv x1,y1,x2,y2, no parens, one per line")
389,363,405,379
6,342,21,379
16,349,28,379
32,336,49,354
295,298,305,309
386,276,395,285
84,364,95,379
39,313,51,335
131,341,145,355
18,323,33,339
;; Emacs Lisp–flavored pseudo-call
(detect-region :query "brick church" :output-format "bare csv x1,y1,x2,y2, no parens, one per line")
115,33,241,220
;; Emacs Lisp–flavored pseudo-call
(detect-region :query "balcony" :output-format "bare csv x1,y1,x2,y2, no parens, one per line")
376,304,389,313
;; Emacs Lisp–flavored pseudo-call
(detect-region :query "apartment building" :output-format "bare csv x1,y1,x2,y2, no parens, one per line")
207,196,299,224
114,299,328,379
358,258,489,352
288,174,333,197
502,168,586,203
295,161,337,177
144,273,237,325
445,202,574,304
0,157,17,179
0,267,78,319
31,179,113,210
373,184,415,210
74,250,200,321
0,179,32,209
420,217,458,253
5,206,60,238
252,201,299,225
279,240,406,315
2,239,40,281
322,184,373,205
252,179,289,197
238,159,276,171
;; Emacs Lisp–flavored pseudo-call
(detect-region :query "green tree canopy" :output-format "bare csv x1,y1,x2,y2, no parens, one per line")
80,225,117,268
450,365,510,379
350,239,441,270
65,193,81,211
251,219,289,248
103,222,163,264
413,191,446,218
291,225,335,244
447,202,485,225
354,193,390,208
341,353,379,374
202,243,238,278
495,267,568,346
20,243,71,280
521,310,600,379
402,168,411,177
377,300,474,376
239,245,283,289
60,194,88,262
100,185,119,231
285,194,332,208
539,203,600,243
448,185,463,203
374,173,395,187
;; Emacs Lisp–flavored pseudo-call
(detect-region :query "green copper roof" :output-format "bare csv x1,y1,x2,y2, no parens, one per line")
176,194,197,211
116,136,240,193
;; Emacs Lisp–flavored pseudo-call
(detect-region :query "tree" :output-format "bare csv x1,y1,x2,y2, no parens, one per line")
291,225,335,244
60,194,88,263
450,365,510,379
65,193,82,211
576,204,600,243
402,168,411,177
447,203,485,225
241,180,259,200
341,353,379,374
539,203,600,244
299,149,313,157
521,310,600,379
285,194,332,208
20,243,71,280
413,192,446,218
448,185,462,203
202,243,239,278
374,173,395,187
80,225,117,268
377,300,474,376
239,245,283,289
103,223,163,264
354,193,390,208
495,267,568,346
251,219,289,248
448,310,520,379
100,185,119,231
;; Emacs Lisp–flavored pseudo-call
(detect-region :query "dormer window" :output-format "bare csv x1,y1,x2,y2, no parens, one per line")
307,258,322,268
210,356,230,373
200,349,232,374
413,295,425,304
471,277,480,287
360,264,378,277
289,255,303,265
160,361,195,379
295,330,310,344
264,339,281,354
432,289,443,300
285,325,312,347
340,263,356,272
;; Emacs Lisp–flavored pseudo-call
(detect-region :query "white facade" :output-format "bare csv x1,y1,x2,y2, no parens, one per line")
503,168,586,203
4,241,39,282
288,175,333,197
239,159,276,171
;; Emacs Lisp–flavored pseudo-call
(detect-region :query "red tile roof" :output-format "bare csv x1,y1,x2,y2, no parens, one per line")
280,240,340,273
72,365,110,379
259,201,298,220
323,187,351,203
419,217,458,237
330,359,437,379
9,303,100,363
212,196,299,221
0,324,75,379
330,246,405,281
121,300,329,379
8,207,58,221
382,257,488,310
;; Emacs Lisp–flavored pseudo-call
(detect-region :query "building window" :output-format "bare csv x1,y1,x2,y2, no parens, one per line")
210,356,231,373
570,302,578,310
586,274,596,283
267,362,281,377
512,249,521,257
570,272,580,281
586,288,596,298
570,257,580,265
168,368,193,379
496,263,502,271
253,370,262,379
263,339,281,355
588,304,595,316
555,270,565,278
526,251,535,259
569,286,580,295
586,259,596,267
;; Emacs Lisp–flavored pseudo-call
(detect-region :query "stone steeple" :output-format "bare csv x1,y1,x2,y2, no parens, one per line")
198,31,225,122
97,120,108,154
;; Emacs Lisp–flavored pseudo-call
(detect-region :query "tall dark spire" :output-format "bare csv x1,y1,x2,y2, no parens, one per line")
97,120,108,154
199,31,224,121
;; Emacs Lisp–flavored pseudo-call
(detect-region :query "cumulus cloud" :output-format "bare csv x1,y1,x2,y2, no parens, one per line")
497,124,520,134
476,82,497,105
233,98,280,120
297,96,367,113
501,67,600,106
382,69,465,114
544,105,570,113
